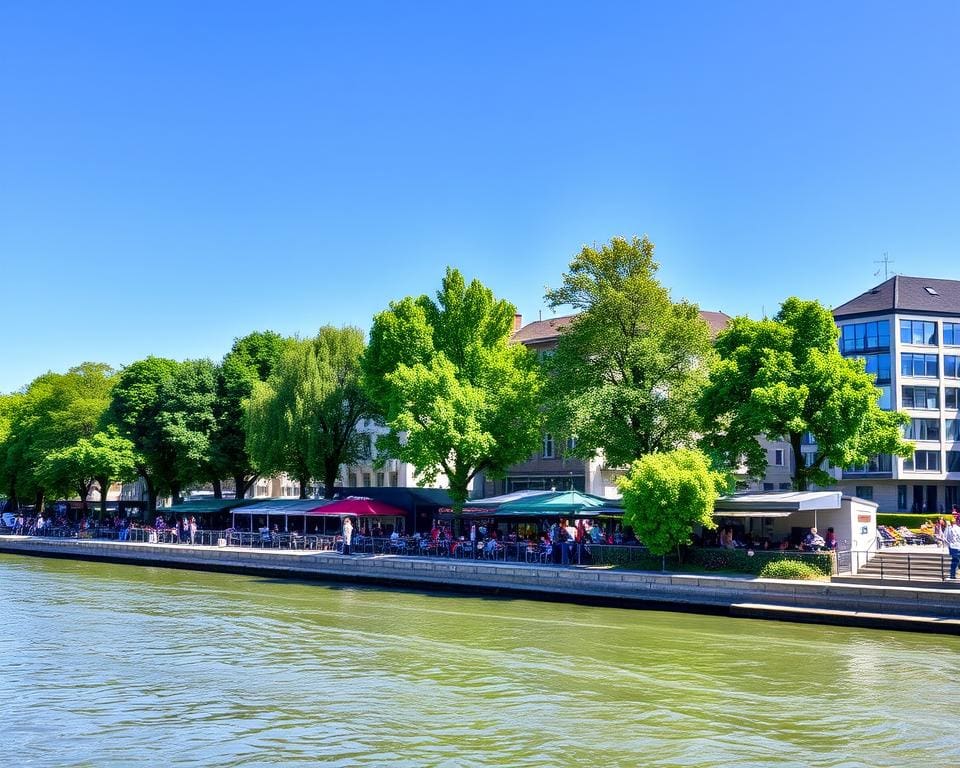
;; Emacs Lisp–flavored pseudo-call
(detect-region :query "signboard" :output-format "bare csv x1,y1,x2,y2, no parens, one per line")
857,514,872,523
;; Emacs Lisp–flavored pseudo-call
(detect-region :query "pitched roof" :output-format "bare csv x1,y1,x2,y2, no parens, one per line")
833,275,960,318
511,310,730,344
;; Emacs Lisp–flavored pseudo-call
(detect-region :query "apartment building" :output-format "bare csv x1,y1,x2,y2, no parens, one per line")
832,275,960,513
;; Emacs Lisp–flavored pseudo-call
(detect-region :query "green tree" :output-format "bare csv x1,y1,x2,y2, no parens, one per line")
618,448,721,557
108,357,216,510
245,329,371,499
3,363,116,510
700,297,912,490
363,268,544,515
211,331,288,500
543,236,715,467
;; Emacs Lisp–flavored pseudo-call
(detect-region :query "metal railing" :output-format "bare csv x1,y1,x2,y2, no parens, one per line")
840,548,952,581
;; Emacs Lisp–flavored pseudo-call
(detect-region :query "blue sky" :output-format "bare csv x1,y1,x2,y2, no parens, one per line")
2,1,959,393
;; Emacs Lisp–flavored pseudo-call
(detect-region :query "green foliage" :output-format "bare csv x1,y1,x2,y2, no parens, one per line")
618,448,721,556
689,548,834,576
108,357,216,508
1,363,117,506
244,327,371,497
363,267,544,511
701,298,912,490
543,236,715,466
211,331,288,496
757,559,827,580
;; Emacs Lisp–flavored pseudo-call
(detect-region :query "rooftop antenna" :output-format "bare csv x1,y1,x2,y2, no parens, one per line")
874,252,895,280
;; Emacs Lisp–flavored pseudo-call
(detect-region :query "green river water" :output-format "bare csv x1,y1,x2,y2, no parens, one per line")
2,554,958,767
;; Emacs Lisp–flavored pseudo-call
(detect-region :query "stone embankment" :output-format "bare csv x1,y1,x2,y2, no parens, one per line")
3,536,960,635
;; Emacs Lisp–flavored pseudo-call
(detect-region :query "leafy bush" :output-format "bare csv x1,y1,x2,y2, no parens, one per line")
758,559,825,580
687,548,834,576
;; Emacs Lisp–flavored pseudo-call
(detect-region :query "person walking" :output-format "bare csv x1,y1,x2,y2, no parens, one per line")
189,516,197,545
944,517,960,580
342,517,354,556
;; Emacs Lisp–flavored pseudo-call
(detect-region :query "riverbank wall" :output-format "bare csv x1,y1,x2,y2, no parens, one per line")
3,536,960,635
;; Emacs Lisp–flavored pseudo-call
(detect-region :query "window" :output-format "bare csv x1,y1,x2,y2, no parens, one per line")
902,386,939,409
901,353,938,377
801,431,816,445
860,353,891,382
946,356,960,378
877,385,892,410
803,452,817,467
897,484,908,511
841,320,890,352
904,418,940,441
847,454,892,473
348,472,358,487
947,419,960,441
948,451,960,472
362,472,372,487
947,388,959,409
566,436,578,453
899,319,937,345
855,486,874,501
773,449,785,466
945,323,960,346
389,472,398,487
762,482,774,491
779,482,792,490
376,472,385,487
542,433,555,459
904,451,940,471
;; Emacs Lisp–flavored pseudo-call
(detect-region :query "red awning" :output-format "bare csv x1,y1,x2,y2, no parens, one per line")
304,497,406,517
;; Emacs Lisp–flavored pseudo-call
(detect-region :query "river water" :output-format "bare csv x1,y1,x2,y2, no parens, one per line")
1,554,958,767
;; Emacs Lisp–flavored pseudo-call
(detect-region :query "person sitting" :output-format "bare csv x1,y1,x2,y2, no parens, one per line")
824,527,837,550
803,527,825,551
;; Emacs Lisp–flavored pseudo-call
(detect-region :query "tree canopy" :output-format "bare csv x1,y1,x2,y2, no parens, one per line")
363,268,544,513
543,235,715,467
211,330,288,499
618,448,721,556
244,328,371,498
700,297,912,490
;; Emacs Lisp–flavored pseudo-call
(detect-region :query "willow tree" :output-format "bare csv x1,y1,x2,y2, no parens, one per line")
245,328,370,498
701,298,912,490
543,236,715,467
363,268,544,516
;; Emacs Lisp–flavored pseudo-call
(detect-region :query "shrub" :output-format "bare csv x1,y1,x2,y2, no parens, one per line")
758,559,825,580
877,513,942,528
687,547,834,576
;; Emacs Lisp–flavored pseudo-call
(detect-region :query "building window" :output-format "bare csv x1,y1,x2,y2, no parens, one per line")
389,471,399,487
779,482,791,490
947,388,959,409
847,454,892,473
362,473,372,487
376,472,385,487
801,431,816,445
542,433,555,459
945,323,960,346
947,419,960,441
946,356,960,378
857,353,891,383
566,436,578,453
904,451,940,471
773,449,785,466
897,484,908,511
348,472,358,487
947,451,960,472
900,319,937,345
902,386,939,409
841,320,890,352
904,418,940,441
900,353,938,378
762,482,774,491
855,486,874,501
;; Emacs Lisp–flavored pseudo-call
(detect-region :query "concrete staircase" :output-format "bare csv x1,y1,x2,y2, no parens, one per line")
839,548,953,584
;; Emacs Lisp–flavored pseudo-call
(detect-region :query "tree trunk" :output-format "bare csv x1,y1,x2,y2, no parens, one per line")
790,433,806,490
77,483,89,515
212,477,222,499
298,475,310,499
323,458,339,499
97,476,109,519
171,483,183,506
234,475,253,500
34,489,45,515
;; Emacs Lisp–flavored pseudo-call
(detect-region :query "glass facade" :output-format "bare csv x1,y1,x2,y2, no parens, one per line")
902,386,939,409
900,319,938,345
904,418,940,441
901,353,938,377
904,451,940,471
841,320,890,352
944,322,960,345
